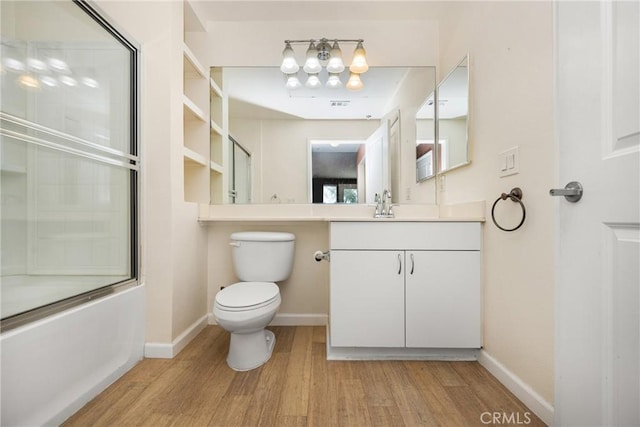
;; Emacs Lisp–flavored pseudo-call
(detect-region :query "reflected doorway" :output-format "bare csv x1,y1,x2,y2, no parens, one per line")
309,140,365,204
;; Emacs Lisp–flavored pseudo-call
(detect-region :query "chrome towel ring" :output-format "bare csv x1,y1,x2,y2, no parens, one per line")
491,187,526,232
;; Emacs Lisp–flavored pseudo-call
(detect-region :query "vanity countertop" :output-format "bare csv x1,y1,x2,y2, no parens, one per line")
197,201,486,223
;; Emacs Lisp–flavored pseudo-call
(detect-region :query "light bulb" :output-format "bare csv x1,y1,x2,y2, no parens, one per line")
326,42,345,73
48,58,70,73
27,58,48,72
40,75,58,87
280,42,299,74
305,73,321,89
349,41,369,74
60,75,77,87
3,57,25,72
285,74,302,90
346,72,363,91
82,77,99,88
303,42,321,74
18,74,39,89
326,73,342,88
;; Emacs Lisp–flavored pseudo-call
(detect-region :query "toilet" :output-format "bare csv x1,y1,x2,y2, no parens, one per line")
213,231,295,371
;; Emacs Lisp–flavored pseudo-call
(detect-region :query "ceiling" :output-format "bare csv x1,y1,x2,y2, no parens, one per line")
189,1,448,24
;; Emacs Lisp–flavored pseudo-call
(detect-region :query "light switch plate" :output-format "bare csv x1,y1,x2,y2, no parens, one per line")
499,146,520,177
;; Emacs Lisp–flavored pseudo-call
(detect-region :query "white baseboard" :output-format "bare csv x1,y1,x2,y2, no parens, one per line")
144,314,208,359
207,312,327,326
478,350,554,426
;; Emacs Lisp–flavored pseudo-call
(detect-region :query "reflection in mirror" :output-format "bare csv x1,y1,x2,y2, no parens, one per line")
228,136,252,204
225,66,436,204
416,92,435,182
437,55,469,173
309,140,364,204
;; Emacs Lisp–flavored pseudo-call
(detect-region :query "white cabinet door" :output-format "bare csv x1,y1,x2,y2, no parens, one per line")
330,250,405,347
405,251,481,348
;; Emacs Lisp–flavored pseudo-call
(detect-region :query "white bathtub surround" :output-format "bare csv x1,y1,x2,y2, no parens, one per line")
0,284,144,426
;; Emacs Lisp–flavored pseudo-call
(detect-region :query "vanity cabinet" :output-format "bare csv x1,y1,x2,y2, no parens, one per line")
329,221,481,349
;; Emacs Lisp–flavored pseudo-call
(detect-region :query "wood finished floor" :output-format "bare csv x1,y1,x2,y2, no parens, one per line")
64,326,545,427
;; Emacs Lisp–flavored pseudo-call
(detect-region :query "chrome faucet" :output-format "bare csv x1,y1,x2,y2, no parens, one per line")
374,193,382,217
374,190,394,218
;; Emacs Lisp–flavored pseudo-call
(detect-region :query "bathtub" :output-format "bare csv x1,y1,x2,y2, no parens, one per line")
0,283,145,426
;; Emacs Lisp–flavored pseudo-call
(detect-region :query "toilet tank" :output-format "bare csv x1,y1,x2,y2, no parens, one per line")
230,232,295,282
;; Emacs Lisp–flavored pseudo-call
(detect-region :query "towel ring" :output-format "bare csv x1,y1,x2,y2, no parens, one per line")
491,187,526,232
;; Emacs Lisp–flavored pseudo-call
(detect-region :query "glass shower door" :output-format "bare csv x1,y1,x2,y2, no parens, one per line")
0,0,138,327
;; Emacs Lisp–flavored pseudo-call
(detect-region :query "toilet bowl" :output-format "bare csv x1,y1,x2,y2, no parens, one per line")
213,282,281,371
213,232,295,371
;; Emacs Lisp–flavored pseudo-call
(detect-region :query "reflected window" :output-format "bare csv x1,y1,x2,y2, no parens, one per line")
323,185,337,204
343,188,358,204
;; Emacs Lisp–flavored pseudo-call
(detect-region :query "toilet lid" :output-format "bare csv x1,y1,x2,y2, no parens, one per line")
215,282,279,309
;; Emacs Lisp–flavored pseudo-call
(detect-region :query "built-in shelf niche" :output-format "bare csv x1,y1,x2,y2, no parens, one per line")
182,1,209,204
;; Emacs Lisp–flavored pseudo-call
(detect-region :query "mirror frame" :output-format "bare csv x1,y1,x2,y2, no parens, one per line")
436,54,470,174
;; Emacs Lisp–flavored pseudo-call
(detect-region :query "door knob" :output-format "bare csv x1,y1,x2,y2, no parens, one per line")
549,181,583,203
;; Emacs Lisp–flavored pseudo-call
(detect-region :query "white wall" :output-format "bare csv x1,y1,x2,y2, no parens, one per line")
437,1,555,406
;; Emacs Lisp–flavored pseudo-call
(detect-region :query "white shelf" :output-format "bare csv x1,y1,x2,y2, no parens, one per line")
183,147,208,166
183,95,207,122
183,43,207,79
210,120,224,136
210,78,223,98
210,160,224,174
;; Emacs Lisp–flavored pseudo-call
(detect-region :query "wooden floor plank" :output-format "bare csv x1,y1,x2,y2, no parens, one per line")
403,361,467,427
382,361,438,426
276,326,313,417
242,353,288,427
307,341,337,427
63,326,547,427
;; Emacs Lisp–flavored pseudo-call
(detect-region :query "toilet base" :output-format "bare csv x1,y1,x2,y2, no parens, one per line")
227,329,276,371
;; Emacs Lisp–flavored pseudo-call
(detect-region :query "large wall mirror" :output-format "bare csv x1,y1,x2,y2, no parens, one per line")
436,55,470,173
224,66,436,205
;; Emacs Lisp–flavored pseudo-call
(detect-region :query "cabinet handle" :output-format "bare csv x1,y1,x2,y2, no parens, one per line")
410,253,414,275
397,253,402,275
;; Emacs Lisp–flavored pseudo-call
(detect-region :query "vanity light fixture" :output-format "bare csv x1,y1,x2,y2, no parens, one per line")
280,38,369,91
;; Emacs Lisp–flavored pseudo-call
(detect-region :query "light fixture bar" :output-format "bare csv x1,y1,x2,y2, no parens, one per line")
280,38,368,91
284,38,364,44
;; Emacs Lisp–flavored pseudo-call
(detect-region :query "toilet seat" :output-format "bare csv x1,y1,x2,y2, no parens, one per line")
215,282,280,312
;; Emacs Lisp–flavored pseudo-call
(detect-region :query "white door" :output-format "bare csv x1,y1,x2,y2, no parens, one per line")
330,250,405,347
555,2,640,425
364,122,389,203
405,251,481,348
